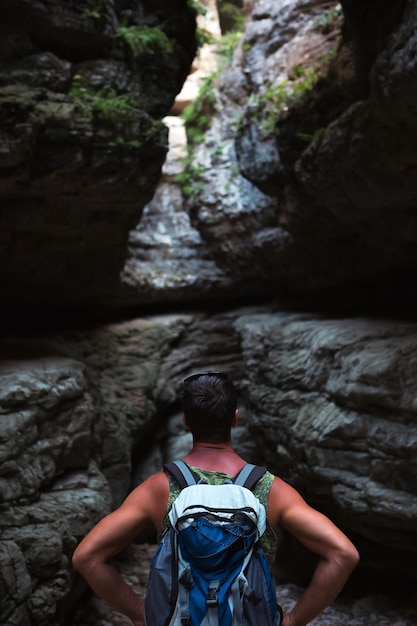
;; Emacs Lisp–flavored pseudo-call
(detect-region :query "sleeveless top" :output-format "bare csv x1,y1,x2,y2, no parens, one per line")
161,465,278,568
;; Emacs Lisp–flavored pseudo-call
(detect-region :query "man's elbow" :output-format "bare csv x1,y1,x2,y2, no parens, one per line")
72,544,92,576
340,542,360,573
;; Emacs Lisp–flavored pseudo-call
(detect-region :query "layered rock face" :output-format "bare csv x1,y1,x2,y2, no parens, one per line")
0,0,196,313
236,312,417,583
3,0,417,314
0,350,112,625
1,311,417,623
165,0,417,308
2,1,417,625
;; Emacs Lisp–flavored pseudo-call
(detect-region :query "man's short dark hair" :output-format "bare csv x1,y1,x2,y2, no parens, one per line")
182,372,238,443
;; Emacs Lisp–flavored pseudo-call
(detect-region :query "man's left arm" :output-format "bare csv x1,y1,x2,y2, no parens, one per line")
269,478,360,626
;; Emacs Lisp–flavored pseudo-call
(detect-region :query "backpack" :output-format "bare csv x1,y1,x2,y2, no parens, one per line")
144,460,283,626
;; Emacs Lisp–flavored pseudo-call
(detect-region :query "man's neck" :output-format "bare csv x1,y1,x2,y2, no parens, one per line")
192,441,234,452
183,441,245,473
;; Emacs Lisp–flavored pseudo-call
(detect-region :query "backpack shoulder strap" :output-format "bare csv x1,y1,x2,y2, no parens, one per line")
233,463,267,490
163,459,199,488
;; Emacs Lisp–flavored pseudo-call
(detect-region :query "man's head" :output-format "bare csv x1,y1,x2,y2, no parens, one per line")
182,372,238,443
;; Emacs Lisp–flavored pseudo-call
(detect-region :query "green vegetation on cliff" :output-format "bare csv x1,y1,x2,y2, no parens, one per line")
70,78,139,122
313,3,342,33
175,71,218,201
116,25,174,57
250,65,319,137
81,0,109,21
175,2,246,201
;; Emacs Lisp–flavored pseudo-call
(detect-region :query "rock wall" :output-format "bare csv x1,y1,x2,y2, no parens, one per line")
1,310,417,623
2,1,417,625
3,0,417,316
0,350,111,625
143,0,416,309
0,0,196,315
235,312,417,582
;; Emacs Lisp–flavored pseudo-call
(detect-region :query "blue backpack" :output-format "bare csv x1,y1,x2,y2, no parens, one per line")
144,460,283,626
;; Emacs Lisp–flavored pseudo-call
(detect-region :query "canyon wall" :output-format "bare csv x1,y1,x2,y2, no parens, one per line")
1,310,417,623
1,0,417,624
0,0,196,314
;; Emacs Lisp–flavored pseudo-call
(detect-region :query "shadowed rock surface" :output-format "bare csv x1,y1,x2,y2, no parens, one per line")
0,0,196,314
153,0,417,309
2,0,417,316
1,310,417,622
1,0,417,624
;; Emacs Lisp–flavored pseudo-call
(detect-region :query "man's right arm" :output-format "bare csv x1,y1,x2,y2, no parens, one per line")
72,471,169,625
269,478,360,626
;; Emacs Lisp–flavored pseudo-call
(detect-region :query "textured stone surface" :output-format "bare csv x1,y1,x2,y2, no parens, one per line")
57,316,192,503
118,117,239,307
0,352,112,625
1,0,417,316
234,312,417,582
164,0,417,307
2,0,417,316
0,0,196,315
1,310,417,622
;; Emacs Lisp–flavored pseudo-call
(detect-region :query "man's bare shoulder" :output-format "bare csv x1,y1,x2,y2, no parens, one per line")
267,474,307,527
145,470,170,488
129,471,170,502
123,471,170,532
269,474,303,496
